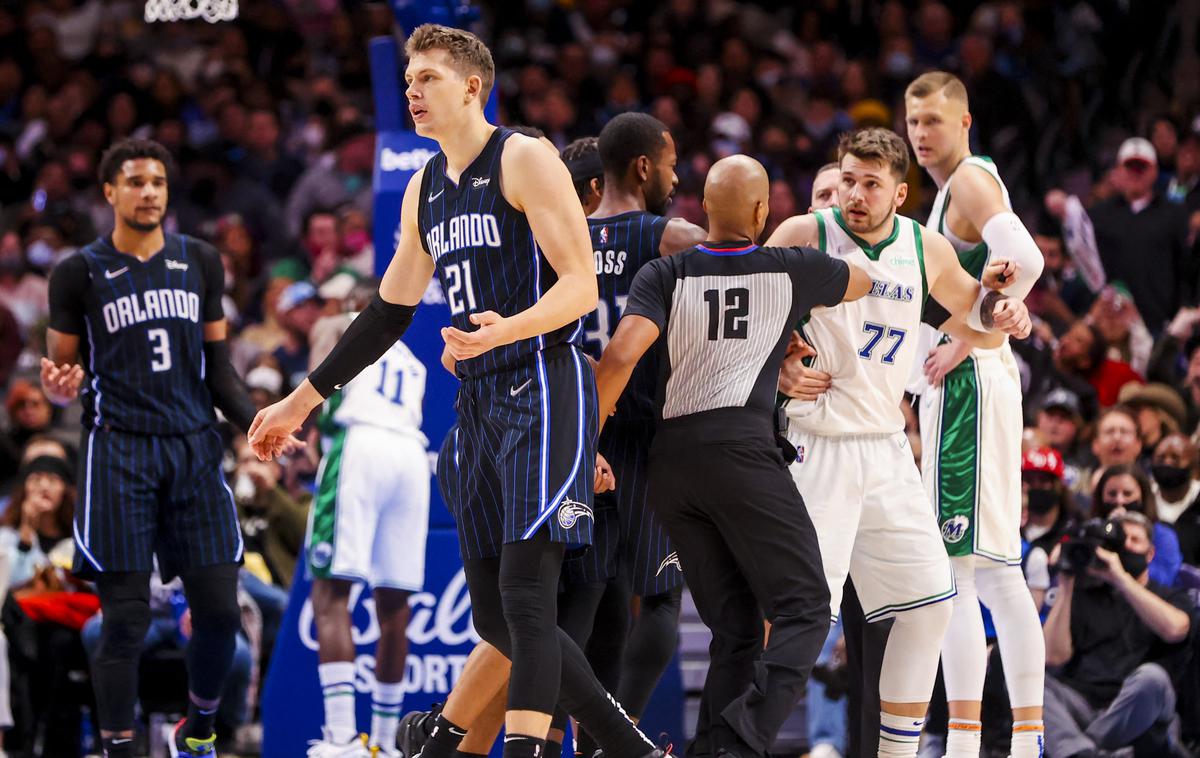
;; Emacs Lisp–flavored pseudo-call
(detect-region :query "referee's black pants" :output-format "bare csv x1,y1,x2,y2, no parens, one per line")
649,424,831,758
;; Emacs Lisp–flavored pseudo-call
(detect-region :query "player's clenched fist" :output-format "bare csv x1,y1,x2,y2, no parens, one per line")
40,357,84,406
990,296,1032,339
594,452,616,493
981,258,1018,290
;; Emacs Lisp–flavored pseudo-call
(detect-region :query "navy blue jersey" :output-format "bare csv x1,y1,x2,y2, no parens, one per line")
417,127,582,378
49,234,224,434
584,211,668,421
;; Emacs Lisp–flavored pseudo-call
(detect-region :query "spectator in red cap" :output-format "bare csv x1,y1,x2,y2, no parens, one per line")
1021,447,1079,609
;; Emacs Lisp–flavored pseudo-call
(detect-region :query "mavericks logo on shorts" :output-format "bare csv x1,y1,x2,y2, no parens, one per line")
941,515,970,544
310,542,334,569
557,499,594,529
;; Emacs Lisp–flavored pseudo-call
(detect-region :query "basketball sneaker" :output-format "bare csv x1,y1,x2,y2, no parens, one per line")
169,720,217,757
307,728,371,758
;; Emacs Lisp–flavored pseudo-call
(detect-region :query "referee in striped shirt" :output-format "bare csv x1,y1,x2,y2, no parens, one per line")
594,154,871,758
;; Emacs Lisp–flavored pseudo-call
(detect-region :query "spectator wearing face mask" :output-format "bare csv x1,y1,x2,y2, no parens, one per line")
1021,447,1080,610
1149,433,1200,566
1092,464,1183,587
1042,511,1193,758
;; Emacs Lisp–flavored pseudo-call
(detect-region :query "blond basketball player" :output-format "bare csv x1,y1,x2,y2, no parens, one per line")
766,128,1031,758
905,71,1046,758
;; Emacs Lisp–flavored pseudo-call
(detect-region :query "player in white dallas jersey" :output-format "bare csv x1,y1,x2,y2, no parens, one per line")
906,72,1047,758
305,282,430,758
766,128,1031,758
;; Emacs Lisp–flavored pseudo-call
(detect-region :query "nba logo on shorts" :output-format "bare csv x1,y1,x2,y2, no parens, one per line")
796,445,805,463
557,499,594,529
941,515,969,543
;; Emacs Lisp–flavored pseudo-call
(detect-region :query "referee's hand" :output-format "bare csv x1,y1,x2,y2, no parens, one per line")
40,358,84,406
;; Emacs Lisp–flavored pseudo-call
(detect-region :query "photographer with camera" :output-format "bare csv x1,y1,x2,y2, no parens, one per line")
1092,464,1183,587
1043,511,1193,758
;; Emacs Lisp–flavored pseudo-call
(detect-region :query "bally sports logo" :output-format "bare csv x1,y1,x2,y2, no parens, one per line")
297,568,479,694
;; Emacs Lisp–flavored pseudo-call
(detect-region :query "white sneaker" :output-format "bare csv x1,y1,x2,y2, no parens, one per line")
370,745,402,757
810,743,842,758
307,728,371,758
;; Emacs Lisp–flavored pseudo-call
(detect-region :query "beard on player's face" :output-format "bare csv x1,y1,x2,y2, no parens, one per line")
121,213,161,233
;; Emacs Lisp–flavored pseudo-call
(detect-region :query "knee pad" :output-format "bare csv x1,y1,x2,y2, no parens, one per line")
183,564,242,636
976,563,1045,708
95,573,153,662
463,557,512,654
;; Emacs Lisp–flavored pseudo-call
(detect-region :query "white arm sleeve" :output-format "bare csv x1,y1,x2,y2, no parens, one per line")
982,211,1045,301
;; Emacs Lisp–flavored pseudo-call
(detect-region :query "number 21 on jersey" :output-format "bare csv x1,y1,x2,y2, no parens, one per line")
445,261,477,315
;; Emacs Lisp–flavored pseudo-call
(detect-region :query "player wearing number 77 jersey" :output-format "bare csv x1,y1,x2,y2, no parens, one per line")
41,138,298,758
765,127,1031,758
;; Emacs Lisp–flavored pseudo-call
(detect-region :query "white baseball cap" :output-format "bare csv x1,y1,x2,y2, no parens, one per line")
1116,137,1157,166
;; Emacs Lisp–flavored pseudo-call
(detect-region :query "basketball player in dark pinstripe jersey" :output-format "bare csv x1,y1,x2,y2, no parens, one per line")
249,24,666,758
41,138,290,758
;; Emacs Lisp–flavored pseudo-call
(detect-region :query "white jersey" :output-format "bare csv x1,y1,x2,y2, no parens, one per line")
785,207,928,436
320,318,428,445
911,155,1015,391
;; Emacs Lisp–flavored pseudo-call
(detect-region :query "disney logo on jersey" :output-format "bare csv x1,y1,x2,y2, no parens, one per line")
380,146,436,172
656,551,682,576
166,259,189,271
941,515,970,544
471,176,490,188
867,280,915,303
557,499,594,529
425,213,502,261
594,249,627,275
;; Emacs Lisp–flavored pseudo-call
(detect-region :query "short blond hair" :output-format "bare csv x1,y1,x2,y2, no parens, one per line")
905,71,969,106
405,24,495,104
838,127,909,181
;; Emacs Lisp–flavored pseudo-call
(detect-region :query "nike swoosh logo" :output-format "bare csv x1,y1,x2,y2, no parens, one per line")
509,378,533,397
105,266,129,279
112,738,132,744
428,189,444,202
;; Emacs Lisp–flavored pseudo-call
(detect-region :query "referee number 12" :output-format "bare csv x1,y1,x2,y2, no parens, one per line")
704,287,749,340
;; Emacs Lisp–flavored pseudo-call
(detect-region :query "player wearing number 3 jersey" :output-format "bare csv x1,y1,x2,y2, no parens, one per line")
765,128,1031,758
44,138,270,758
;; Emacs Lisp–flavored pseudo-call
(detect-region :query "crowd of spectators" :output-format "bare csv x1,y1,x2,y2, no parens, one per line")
0,0,1196,756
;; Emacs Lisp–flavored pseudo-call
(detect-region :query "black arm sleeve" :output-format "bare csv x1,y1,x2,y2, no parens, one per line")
47,254,89,335
191,238,227,322
783,247,850,309
622,258,673,331
922,297,952,329
204,339,257,432
308,294,416,398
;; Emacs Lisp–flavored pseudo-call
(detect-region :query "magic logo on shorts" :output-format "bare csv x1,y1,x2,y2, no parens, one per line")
656,551,682,576
557,499,594,529
941,515,970,543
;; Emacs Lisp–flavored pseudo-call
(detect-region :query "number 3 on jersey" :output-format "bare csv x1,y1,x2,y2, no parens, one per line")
148,328,171,372
858,321,906,364
445,261,477,315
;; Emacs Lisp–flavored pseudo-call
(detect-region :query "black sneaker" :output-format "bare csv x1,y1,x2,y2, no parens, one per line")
398,702,443,758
